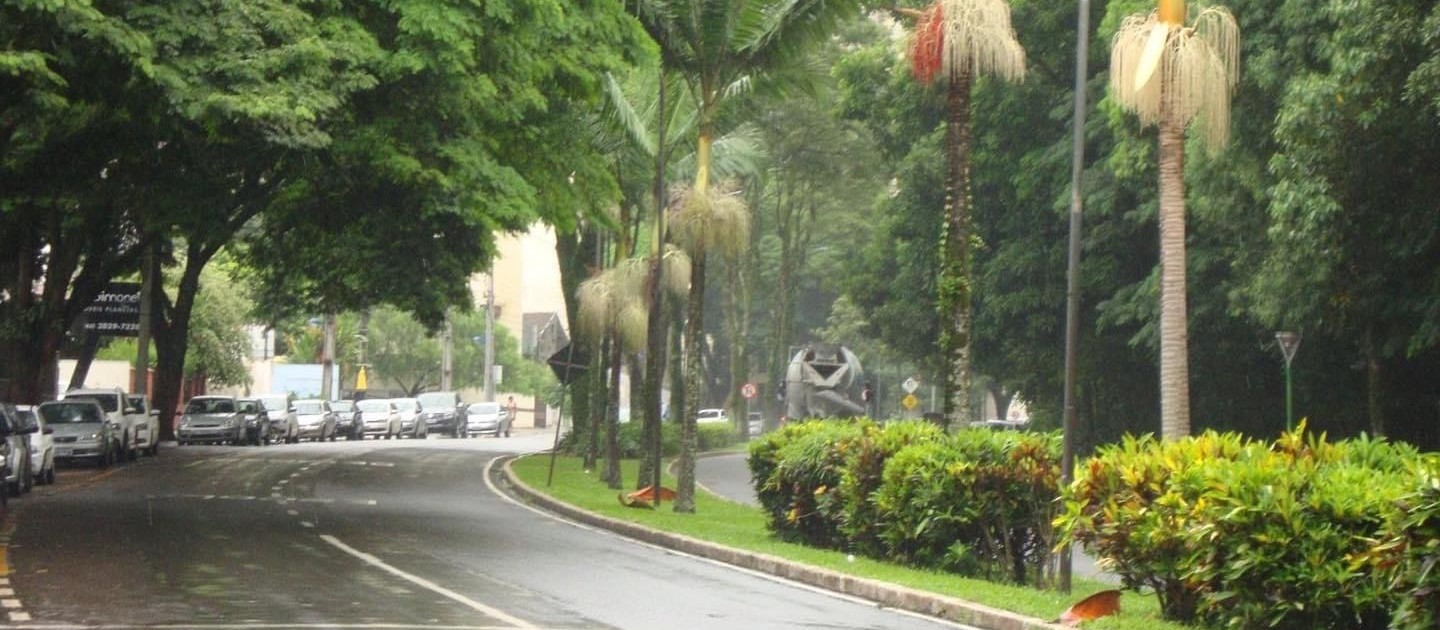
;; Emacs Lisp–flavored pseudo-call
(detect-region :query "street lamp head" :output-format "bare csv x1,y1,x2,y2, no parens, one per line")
1275,331,1302,365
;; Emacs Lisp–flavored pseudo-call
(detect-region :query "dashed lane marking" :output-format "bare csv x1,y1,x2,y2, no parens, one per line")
300,522,315,529
319,535,535,629
7,611,30,622
3,598,21,608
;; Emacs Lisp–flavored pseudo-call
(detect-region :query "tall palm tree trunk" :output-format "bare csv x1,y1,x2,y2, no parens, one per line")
676,247,705,512
642,64,671,501
605,333,624,488
1157,82,1191,439
942,71,975,427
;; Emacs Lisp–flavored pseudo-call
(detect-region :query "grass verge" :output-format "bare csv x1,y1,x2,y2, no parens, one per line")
510,454,1191,630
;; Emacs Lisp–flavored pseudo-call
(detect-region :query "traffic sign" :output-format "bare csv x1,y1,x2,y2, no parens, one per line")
902,377,919,393
902,394,919,410
741,383,758,399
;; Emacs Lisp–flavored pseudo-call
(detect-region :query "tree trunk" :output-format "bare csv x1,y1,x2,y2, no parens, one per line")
585,337,605,473
676,249,706,513
152,246,210,440
604,334,623,490
1365,329,1384,436
668,296,685,427
642,62,670,501
942,71,975,427
67,332,103,391
1157,78,1191,439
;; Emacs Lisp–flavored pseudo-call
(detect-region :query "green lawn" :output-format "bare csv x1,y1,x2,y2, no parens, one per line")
509,454,1192,630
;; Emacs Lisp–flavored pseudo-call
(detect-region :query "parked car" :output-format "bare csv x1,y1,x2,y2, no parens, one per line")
40,399,116,468
695,408,728,424
465,402,510,438
126,394,161,456
256,394,299,444
63,387,141,461
391,398,426,439
237,398,271,445
357,399,400,439
417,391,466,438
0,404,33,495
330,400,363,440
176,396,246,445
293,399,337,442
16,405,55,486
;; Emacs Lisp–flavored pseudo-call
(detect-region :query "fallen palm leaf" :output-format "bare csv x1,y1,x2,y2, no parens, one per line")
1055,589,1122,626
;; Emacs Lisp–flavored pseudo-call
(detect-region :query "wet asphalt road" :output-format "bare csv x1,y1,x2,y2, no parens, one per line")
3,431,971,630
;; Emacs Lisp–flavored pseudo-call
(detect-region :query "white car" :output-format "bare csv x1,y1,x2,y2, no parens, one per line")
357,399,401,439
126,394,161,456
695,408,728,424
63,387,141,461
15,406,54,486
389,398,426,439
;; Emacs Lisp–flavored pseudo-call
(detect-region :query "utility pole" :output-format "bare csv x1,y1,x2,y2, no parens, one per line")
321,313,336,400
440,310,454,391
483,274,496,401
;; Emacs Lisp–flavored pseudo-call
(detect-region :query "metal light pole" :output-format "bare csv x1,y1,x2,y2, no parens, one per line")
321,313,336,400
440,310,453,391
1276,331,1301,432
1059,0,1093,595
483,274,496,402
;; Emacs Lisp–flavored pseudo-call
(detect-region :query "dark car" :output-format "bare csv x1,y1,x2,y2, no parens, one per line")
330,400,364,440
416,391,466,438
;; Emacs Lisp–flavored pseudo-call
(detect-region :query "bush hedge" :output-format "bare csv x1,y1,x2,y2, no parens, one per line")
561,421,745,458
1372,460,1440,630
1056,427,1429,629
750,420,1060,585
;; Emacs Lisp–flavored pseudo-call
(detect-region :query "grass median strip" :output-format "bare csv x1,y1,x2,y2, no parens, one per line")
510,454,1189,630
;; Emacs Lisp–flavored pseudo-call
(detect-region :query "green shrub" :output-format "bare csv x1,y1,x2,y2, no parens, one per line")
837,421,948,559
564,420,735,458
750,420,867,548
871,430,1061,585
1371,459,1440,630
1057,427,1421,628
697,423,742,451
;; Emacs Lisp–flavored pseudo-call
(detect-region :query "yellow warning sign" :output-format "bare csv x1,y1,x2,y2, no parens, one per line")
902,394,919,410
356,366,369,390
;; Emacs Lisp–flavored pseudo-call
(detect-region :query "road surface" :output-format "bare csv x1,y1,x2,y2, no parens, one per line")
4,432,972,629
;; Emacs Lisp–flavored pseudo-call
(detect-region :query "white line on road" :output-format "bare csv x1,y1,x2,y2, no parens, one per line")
2,598,20,608
0,588,12,596
286,510,299,516
7,611,30,622
319,535,534,629
300,522,315,529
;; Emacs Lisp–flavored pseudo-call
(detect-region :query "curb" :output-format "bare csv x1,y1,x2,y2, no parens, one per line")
501,456,1066,630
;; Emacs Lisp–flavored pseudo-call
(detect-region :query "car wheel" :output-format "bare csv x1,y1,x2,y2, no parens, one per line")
98,447,111,469
149,440,159,456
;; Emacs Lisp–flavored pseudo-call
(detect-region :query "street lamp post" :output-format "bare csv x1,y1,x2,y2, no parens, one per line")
1275,331,1302,432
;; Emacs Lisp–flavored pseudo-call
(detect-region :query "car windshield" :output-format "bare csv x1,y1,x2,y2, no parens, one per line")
357,400,389,412
392,399,418,411
186,398,235,414
468,402,500,415
417,392,455,408
237,400,261,414
332,401,355,412
258,396,288,411
39,403,104,424
294,402,324,414
66,393,117,413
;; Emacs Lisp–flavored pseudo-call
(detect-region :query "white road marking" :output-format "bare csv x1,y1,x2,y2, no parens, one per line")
277,480,289,485
0,624,508,629
296,498,334,504
286,510,299,516
7,611,30,622
2,598,20,608
0,588,12,596
319,535,534,629
300,522,315,529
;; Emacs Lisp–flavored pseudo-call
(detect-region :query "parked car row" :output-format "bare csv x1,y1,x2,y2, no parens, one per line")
176,391,510,445
0,391,160,506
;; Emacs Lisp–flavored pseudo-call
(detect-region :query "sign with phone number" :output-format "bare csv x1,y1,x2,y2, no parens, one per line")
82,282,142,337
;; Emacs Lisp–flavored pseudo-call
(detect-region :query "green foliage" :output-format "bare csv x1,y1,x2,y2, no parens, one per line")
836,420,949,557
871,429,1061,585
749,420,867,548
1057,426,1427,627
1372,460,1440,630
562,420,742,459
360,307,553,396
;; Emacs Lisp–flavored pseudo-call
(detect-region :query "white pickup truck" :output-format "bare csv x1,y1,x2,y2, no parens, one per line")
63,387,144,461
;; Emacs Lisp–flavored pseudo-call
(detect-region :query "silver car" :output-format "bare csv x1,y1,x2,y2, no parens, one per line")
357,399,400,439
293,400,337,442
391,398,425,439
17,405,55,486
39,400,117,468
465,402,510,438
0,404,33,495
176,396,245,445
257,394,299,444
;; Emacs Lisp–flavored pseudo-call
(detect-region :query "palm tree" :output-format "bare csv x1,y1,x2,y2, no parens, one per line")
672,183,749,512
906,0,1026,427
1109,0,1238,439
